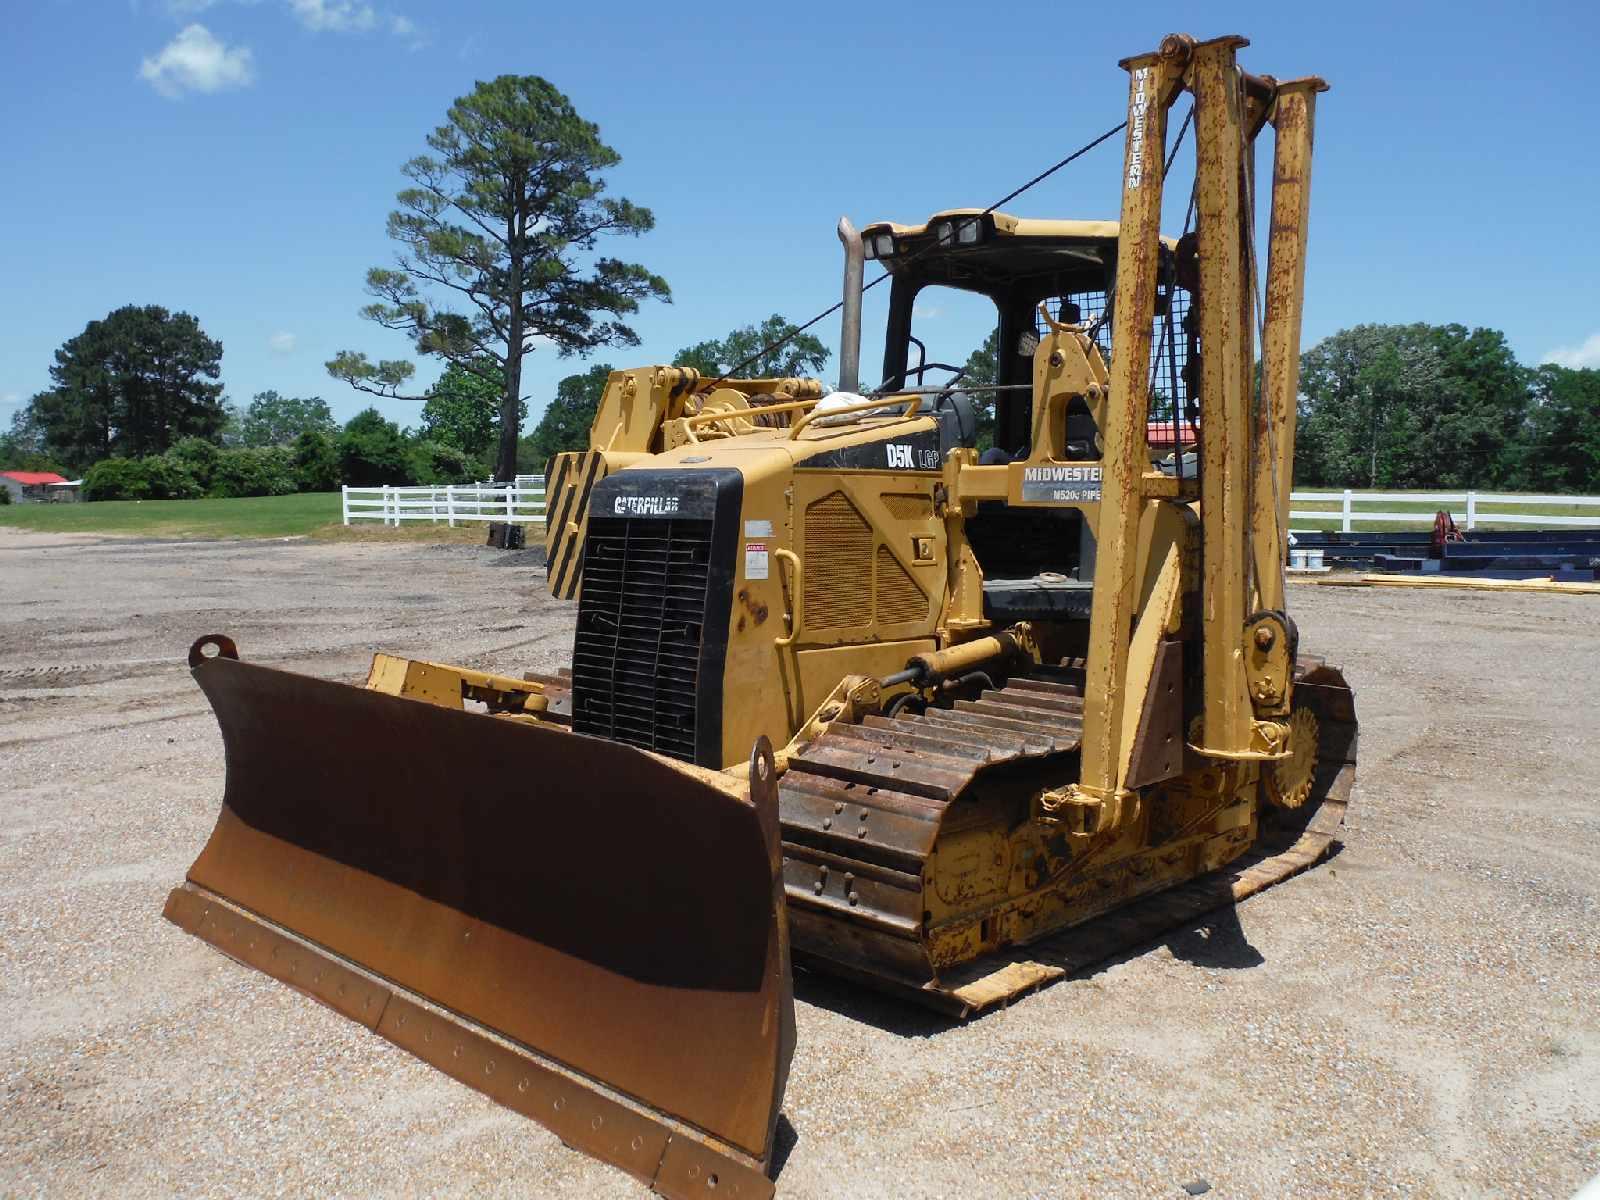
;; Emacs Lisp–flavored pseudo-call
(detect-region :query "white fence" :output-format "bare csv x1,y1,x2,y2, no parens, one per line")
343,478,546,527
1290,490,1600,532
340,480,1600,532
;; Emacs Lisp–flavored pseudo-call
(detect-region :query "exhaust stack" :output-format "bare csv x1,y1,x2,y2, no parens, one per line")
836,217,863,393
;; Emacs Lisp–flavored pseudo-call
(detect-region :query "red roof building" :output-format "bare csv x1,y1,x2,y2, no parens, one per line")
2,470,77,503
1146,422,1198,449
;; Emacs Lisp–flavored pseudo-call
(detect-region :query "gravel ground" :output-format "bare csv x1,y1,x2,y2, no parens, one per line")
1,529,1596,1199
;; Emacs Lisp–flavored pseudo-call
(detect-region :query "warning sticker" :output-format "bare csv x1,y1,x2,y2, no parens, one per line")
744,541,769,580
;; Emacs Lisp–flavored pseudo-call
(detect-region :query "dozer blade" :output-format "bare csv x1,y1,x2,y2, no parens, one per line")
164,638,793,1199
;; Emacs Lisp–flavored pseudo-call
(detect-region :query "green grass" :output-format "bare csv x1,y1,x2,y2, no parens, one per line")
0,492,345,539
0,491,546,542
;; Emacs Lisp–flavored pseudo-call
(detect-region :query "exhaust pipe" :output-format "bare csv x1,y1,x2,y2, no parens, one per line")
836,217,863,393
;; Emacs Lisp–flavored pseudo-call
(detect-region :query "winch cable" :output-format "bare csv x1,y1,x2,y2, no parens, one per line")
707,119,1130,390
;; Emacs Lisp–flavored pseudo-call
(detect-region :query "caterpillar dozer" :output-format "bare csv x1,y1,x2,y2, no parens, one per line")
165,33,1356,1200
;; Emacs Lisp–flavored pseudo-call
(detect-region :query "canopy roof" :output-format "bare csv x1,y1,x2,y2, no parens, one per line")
860,209,1177,251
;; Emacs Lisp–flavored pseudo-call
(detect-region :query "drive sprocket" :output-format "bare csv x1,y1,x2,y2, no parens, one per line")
1265,703,1320,809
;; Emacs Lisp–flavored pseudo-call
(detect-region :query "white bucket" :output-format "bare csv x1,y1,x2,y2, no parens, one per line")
1306,548,1325,569
1289,549,1309,569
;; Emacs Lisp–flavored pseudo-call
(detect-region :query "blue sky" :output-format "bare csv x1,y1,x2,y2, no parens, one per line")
4,0,1599,435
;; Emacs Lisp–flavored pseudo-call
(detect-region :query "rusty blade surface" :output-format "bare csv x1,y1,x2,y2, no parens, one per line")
169,653,792,1184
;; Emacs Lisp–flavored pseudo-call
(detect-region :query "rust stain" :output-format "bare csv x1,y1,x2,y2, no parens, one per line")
737,587,770,627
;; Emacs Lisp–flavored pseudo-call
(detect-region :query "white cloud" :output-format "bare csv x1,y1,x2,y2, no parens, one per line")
268,331,297,355
165,0,221,14
1544,332,1600,371
140,24,255,98
389,12,426,47
288,0,376,32
0,391,19,406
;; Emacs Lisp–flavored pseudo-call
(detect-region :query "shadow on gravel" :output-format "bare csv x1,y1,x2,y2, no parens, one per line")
769,1115,800,1177
1161,904,1266,970
1158,840,1345,970
487,547,546,569
792,842,1350,1035
792,968,953,1038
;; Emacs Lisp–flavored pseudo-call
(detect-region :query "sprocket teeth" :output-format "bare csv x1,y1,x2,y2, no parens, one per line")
1267,705,1319,810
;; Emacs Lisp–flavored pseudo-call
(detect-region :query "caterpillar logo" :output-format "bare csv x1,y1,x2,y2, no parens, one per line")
612,495,680,516
544,449,610,600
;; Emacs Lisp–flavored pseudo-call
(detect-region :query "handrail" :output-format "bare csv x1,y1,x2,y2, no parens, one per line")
772,547,805,732
679,395,826,444
786,394,924,441
773,548,803,647
681,395,823,430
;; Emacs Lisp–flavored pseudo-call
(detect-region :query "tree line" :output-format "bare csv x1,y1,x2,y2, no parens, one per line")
0,303,512,499
6,69,1595,500
0,299,828,500
9,305,1597,499
1294,323,1599,492
953,321,1600,492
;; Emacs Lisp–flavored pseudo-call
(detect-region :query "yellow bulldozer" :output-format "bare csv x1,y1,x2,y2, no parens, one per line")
166,33,1356,1199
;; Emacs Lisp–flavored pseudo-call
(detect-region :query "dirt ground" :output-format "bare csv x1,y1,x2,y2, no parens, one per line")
1,529,1596,1199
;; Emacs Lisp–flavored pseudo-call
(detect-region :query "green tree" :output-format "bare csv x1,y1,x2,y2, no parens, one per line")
1299,324,1523,489
1519,364,1600,492
524,363,613,471
407,439,486,485
82,455,202,501
959,329,1000,450
674,314,830,380
1425,324,1529,487
419,359,518,459
32,305,225,468
292,429,341,492
1295,323,1528,488
165,436,222,492
328,75,670,482
143,455,204,499
83,459,155,501
338,407,413,486
212,447,298,498
1,401,67,473
237,391,337,447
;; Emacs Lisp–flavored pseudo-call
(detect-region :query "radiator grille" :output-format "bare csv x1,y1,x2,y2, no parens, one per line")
571,515,713,763
875,545,927,624
804,491,872,629
880,493,933,521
